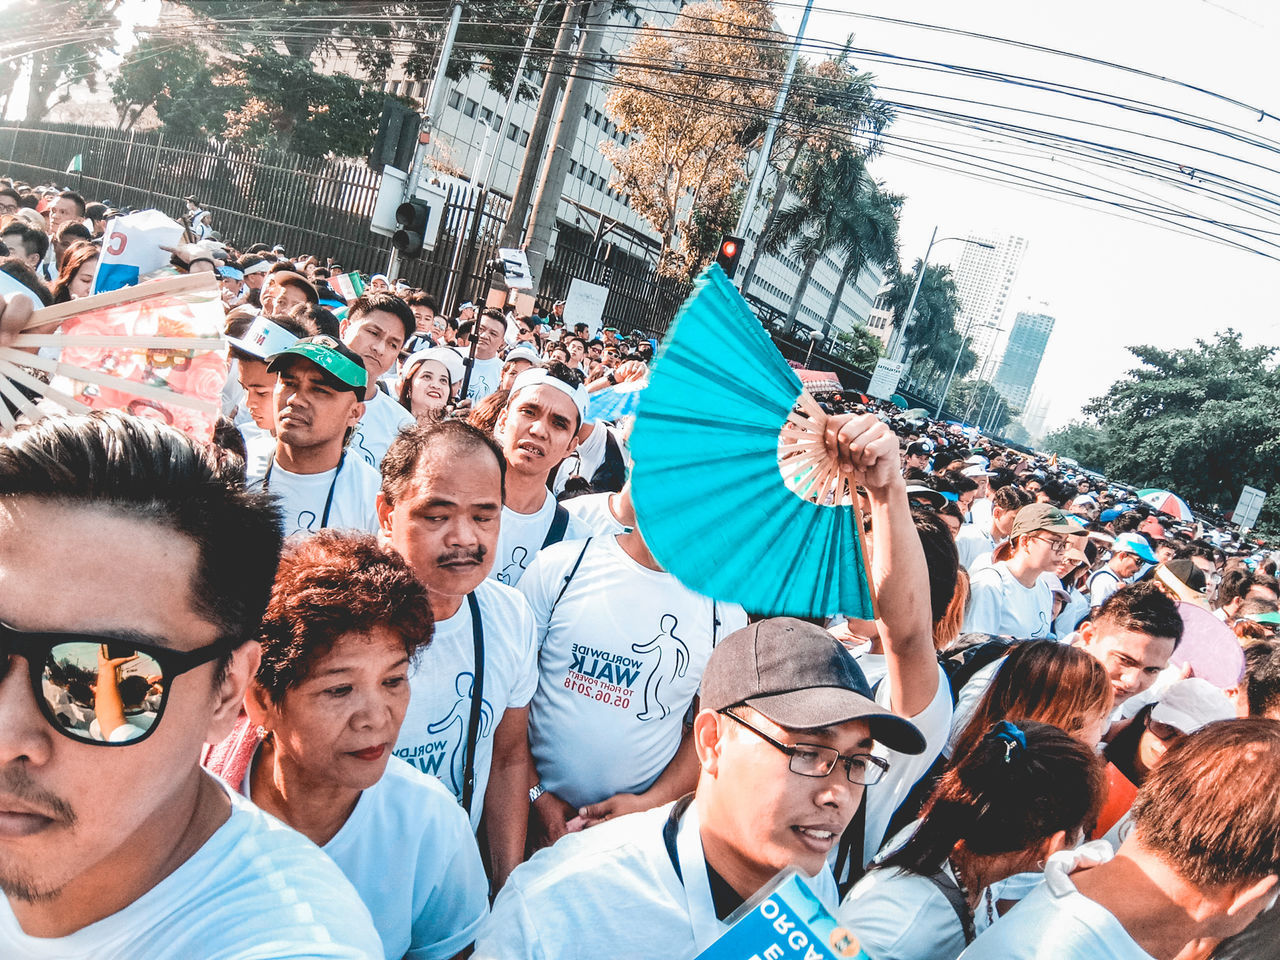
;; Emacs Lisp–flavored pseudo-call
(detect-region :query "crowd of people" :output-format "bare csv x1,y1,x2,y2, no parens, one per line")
0,177,1278,960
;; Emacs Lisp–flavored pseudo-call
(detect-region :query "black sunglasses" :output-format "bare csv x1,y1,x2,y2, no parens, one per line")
0,621,227,747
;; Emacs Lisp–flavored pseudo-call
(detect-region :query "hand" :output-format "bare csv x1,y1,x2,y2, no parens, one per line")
527,790,576,851
823,413,901,494
444,397,472,420
0,292,35,348
571,792,647,830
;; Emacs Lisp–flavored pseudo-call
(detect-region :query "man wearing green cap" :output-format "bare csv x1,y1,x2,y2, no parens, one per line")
962,503,1082,639
246,336,381,536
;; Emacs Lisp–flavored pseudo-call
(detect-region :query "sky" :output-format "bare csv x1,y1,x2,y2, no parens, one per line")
774,0,1280,431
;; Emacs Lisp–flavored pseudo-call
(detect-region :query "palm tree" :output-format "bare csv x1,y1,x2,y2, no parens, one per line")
761,151,870,331
819,181,902,337
883,259,963,369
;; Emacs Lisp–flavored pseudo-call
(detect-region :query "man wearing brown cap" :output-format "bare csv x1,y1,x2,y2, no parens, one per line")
474,412,946,959
963,503,1083,638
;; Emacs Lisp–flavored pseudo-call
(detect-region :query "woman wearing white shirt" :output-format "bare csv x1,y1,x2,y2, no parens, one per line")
205,531,489,960
838,720,1104,960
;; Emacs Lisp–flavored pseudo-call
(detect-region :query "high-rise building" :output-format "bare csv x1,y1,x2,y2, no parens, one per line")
950,233,1027,374
992,310,1055,410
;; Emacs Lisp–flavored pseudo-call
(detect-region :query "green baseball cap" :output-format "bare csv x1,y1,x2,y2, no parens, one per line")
266,335,367,398
1010,503,1085,539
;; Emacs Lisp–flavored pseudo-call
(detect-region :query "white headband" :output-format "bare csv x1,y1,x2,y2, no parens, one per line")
242,260,272,276
509,367,588,423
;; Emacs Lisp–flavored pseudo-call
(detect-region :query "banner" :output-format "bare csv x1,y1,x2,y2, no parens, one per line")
92,210,186,295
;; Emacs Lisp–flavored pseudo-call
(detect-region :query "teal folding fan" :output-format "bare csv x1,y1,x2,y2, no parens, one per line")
629,264,876,619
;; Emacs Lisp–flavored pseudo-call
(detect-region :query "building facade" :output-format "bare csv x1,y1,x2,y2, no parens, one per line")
991,310,1055,410
950,232,1027,376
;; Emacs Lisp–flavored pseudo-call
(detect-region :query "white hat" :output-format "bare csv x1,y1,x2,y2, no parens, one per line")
505,344,541,366
1150,678,1235,735
402,347,465,385
370,273,389,284
962,464,992,478
509,367,587,423
226,316,298,361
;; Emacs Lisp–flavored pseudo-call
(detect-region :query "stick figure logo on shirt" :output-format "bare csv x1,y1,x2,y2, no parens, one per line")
351,429,376,466
632,614,689,722
296,510,317,532
496,547,528,585
426,671,494,795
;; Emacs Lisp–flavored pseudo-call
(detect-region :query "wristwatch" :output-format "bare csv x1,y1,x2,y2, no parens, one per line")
529,783,546,804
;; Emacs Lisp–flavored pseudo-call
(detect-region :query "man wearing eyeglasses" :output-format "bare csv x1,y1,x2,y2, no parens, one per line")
475,413,951,959
0,413,382,957
963,503,1081,639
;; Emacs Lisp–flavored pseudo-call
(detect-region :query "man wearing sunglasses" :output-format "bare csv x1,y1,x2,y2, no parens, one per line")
963,503,1081,639
0,413,381,957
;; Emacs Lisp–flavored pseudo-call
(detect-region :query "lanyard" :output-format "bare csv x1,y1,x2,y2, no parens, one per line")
663,797,727,952
263,449,346,529
460,591,485,813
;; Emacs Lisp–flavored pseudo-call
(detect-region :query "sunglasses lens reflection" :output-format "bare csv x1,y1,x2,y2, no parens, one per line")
41,643,165,744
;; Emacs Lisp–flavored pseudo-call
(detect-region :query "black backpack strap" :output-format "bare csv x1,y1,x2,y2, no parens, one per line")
590,428,627,493
541,503,570,549
926,868,977,944
461,591,485,814
550,538,593,619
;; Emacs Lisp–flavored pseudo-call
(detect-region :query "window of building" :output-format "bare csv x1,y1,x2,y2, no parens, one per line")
448,90,462,109
520,130,530,147
464,98,478,118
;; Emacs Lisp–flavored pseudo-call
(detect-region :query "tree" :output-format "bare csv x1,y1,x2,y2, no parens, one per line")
601,0,786,277
738,48,894,296
819,180,901,336
3,0,121,120
1082,329,1280,514
110,40,226,134
1042,421,1114,474
884,259,962,371
831,325,883,370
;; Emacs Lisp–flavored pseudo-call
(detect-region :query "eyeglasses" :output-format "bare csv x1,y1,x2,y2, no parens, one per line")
1144,715,1185,744
719,710,889,785
1030,534,1069,554
0,621,228,746
0,204,17,215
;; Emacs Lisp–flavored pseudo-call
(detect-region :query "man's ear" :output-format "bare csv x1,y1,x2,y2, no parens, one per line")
205,641,261,745
375,491,393,536
693,710,725,776
1074,620,1094,650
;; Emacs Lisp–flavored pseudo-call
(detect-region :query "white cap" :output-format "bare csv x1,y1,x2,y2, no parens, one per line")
962,464,992,478
226,316,298,360
370,273,389,284
403,347,465,385
505,344,541,366
509,367,587,423
1150,678,1235,734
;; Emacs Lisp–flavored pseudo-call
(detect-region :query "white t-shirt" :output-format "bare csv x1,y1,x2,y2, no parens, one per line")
562,491,629,536
473,799,838,960
491,490,592,588
240,755,488,960
1089,568,1125,608
552,422,615,494
955,523,996,572
841,858,993,960
349,390,415,468
394,578,539,829
238,422,274,479
0,779,383,959
517,535,747,809
963,562,1054,639
958,843,1154,959
247,453,381,537
462,354,503,403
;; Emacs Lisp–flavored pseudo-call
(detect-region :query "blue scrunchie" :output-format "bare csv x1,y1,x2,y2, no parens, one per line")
987,721,1028,763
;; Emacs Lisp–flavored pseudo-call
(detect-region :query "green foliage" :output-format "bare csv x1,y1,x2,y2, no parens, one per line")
4,0,120,120
885,258,962,371
1042,421,1114,475
110,40,227,135
831,325,883,370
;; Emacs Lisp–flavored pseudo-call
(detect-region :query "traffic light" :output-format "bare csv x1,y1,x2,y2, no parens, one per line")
715,234,745,279
393,200,431,258
369,99,421,173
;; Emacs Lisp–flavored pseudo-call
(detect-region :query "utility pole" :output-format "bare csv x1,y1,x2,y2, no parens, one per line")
496,0,580,255
733,0,815,243
387,0,463,282
519,0,611,310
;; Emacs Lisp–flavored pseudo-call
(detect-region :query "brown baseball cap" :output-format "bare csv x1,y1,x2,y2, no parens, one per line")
700,618,926,754
1010,503,1084,539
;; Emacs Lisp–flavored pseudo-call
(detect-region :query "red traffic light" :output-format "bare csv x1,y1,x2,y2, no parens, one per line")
721,240,738,258
715,234,746,279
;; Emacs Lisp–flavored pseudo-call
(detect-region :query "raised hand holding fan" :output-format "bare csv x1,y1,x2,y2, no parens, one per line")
629,264,875,619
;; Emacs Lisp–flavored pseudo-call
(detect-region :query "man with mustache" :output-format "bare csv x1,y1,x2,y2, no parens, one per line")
379,421,539,891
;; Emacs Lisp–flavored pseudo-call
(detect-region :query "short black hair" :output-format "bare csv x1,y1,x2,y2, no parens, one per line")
0,414,284,673
58,190,86,217
1094,581,1185,648
381,420,506,506
348,291,415,341
1,221,49,261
